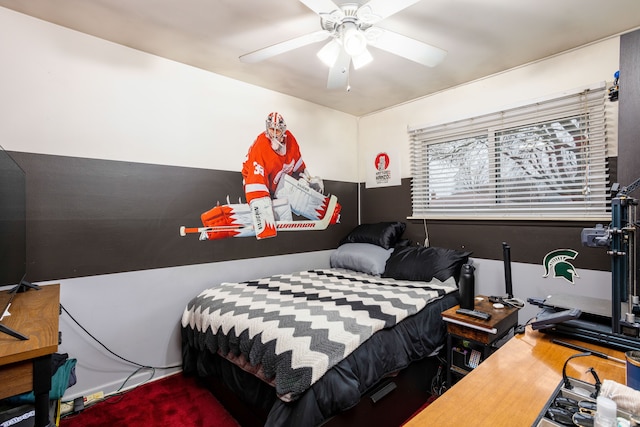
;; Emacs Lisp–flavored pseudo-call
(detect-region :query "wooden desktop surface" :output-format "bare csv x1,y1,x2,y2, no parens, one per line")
405,326,626,427
0,284,60,399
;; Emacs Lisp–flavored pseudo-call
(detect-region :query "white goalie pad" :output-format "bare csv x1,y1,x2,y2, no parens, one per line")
198,198,291,240
184,194,339,240
275,175,329,220
272,197,293,222
250,196,277,239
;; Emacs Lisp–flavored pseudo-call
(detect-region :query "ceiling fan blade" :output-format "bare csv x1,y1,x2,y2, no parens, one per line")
240,30,330,63
352,48,373,70
368,28,447,67
357,0,421,24
326,48,351,89
299,0,341,16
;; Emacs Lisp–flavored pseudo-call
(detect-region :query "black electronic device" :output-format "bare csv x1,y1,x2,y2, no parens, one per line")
0,145,27,288
581,224,610,248
502,242,513,299
489,242,515,304
456,308,491,320
72,397,84,413
0,145,33,340
531,308,582,330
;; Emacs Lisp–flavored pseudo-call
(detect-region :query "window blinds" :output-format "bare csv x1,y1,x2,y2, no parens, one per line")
408,84,609,220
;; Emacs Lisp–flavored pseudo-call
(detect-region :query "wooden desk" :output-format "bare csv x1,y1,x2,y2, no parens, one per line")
0,284,60,427
404,326,626,426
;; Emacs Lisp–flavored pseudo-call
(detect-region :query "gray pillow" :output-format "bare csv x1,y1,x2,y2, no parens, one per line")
330,243,394,276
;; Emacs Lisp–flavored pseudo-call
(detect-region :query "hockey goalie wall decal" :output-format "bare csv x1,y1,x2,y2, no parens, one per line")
180,112,341,241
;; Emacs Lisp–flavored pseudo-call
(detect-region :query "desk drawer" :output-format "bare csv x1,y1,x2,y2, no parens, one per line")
0,360,32,399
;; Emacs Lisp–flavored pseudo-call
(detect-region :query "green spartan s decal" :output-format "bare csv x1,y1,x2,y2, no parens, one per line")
543,249,579,284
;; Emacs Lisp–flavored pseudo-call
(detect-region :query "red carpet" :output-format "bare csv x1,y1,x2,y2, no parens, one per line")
60,373,240,427
403,394,438,425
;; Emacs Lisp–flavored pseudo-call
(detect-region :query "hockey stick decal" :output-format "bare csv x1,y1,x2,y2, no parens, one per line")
180,195,339,238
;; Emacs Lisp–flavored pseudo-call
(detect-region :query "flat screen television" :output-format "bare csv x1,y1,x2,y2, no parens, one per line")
0,145,26,288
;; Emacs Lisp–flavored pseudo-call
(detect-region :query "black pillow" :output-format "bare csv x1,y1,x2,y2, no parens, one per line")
382,245,472,284
393,239,412,249
339,222,406,250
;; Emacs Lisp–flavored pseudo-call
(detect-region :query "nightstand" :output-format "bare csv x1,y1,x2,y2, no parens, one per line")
442,296,519,387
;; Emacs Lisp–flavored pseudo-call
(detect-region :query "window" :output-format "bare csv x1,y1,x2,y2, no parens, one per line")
409,84,609,220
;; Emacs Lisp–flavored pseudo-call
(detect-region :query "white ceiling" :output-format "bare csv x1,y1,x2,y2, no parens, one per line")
2,0,640,116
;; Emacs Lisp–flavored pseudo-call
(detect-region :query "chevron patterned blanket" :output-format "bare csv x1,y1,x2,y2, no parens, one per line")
181,268,457,402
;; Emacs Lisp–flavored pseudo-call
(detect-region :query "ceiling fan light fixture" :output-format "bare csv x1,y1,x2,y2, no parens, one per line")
317,39,341,67
355,5,381,24
342,25,367,57
352,48,373,70
363,27,383,44
242,0,448,89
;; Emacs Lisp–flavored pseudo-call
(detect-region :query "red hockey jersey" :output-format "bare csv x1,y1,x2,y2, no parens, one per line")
242,130,307,203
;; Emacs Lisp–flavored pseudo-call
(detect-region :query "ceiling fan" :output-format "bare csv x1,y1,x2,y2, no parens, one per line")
239,0,447,90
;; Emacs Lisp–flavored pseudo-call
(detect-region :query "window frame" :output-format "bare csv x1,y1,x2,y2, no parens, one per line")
408,82,611,221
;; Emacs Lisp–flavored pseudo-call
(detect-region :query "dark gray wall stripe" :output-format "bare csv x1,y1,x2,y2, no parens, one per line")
10,152,358,282
360,178,612,271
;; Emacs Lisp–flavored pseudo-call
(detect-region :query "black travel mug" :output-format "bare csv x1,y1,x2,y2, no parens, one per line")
459,263,475,310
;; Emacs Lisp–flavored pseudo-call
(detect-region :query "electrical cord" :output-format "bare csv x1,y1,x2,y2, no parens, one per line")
515,317,536,335
105,366,157,402
60,303,181,371
489,295,525,309
58,303,183,418
430,355,448,396
423,218,430,247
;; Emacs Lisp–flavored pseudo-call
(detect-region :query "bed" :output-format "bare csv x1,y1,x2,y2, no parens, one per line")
181,222,471,427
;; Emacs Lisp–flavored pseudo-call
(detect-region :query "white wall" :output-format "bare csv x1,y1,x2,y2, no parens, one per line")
358,37,622,323
0,6,353,400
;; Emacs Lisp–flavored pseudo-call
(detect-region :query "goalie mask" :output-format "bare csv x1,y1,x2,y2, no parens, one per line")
265,112,287,154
